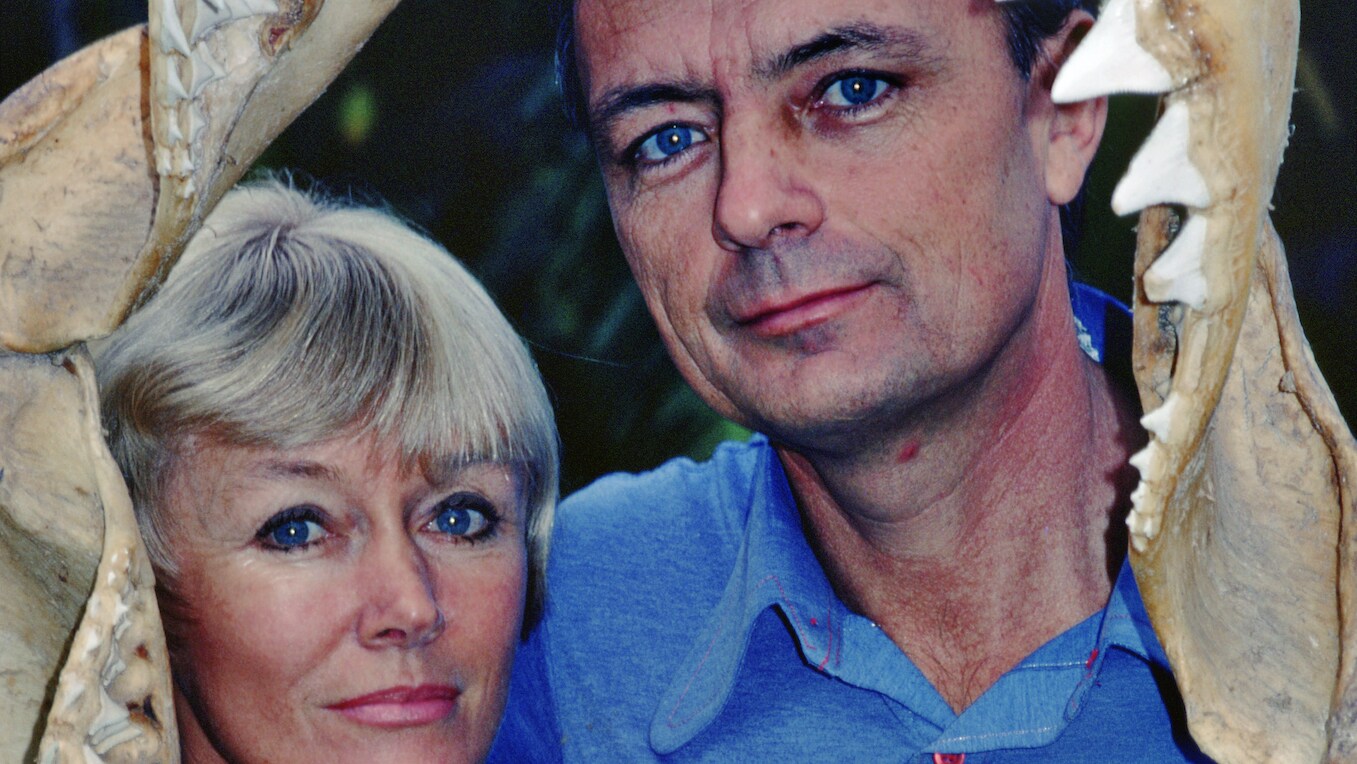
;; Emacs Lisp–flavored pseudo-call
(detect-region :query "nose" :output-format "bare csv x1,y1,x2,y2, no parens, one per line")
712,114,825,251
357,535,445,649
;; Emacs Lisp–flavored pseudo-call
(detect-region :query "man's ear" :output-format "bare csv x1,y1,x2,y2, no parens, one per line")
1034,10,1108,206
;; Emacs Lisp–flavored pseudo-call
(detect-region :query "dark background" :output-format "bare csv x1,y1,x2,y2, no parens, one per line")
4,0,1353,493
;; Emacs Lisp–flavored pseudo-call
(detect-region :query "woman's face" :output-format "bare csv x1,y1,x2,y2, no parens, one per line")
159,430,527,764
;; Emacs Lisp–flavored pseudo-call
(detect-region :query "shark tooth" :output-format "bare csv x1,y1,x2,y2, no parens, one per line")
190,0,280,42
1052,0,1175,103
1111,100,1211,215
1126,488,1158,551
163,60,189,103
2,2,404,760
1140,392,1180,443
188,47,227,97
1143,215,1209,310
155,0,193,56
190,0,238,43
1128,442,1160,478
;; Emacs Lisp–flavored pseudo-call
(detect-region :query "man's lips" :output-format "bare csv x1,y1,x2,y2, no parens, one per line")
326,684,459,728
734,283,875,338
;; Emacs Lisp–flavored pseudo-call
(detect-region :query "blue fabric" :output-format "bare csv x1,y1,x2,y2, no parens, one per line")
491,284,1212,762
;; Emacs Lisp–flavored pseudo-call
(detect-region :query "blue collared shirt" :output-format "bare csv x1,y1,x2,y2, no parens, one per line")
493,285,1212,762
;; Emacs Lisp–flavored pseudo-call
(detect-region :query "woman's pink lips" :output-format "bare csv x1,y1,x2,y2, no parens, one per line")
738,283,874,338
326,685,458,728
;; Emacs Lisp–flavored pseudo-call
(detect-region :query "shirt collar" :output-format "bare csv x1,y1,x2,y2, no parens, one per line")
649,442,844,753
647,445,1172,755
649,282,1164,754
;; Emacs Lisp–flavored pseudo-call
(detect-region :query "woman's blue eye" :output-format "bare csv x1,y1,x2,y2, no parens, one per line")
635,125,708,163
258,508,327,550
432,496,493,538
823,75,889,108
270,519,321,547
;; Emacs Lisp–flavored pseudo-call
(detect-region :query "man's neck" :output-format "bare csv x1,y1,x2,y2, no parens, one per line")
776,262,1142,713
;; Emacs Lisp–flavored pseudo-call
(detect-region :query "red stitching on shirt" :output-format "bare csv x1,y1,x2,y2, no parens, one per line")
817,602,834,671
763,573,819,652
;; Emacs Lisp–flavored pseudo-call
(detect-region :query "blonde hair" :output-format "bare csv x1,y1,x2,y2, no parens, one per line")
96,179,558,620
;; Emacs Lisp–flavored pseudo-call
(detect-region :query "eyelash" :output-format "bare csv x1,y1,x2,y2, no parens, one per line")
622,123,710,171
256,505,330,553
811,69,901,119
254,492,501,554
425,492,501,545
618,69,901,171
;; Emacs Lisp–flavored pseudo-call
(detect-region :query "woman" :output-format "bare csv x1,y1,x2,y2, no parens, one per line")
95,180,558,763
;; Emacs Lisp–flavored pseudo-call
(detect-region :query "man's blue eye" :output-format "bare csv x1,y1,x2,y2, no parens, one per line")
824,75,888,108
635,125,708,163
432,499,492,538
266,517,324,548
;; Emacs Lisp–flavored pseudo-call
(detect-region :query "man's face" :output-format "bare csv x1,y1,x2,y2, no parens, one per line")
577,0,1073,449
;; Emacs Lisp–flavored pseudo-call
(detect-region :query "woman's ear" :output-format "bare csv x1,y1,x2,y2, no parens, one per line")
1034,11,1108,205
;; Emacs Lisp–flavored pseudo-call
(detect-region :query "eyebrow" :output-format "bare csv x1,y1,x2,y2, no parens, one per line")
759,23,931,80
254,459,342,482
589,81,718,144
421,454,499,486
586,22,932,144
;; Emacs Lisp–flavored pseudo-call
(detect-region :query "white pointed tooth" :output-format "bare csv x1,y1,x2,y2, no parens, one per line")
1111,101,1211,215
1143,215,1209,309
191,0,277,40
1052,0,1174,103
156,0,193,56
175,149,196,176
191,0,237,42
1139,393,1179,442
88,685,133,751
1126,503,1157,551
188,49,227,97
167,117,184,145
1128,442,1159,477
163,60,189,102
155,146,174,175
1130,481,1148,510
187,103,208,144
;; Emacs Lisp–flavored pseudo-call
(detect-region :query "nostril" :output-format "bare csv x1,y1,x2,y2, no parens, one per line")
375,627,408,642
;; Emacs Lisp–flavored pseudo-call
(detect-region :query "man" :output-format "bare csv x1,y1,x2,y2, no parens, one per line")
493,0,1209,759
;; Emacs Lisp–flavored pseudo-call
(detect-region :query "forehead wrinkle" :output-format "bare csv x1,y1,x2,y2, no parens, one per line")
755,22,932,81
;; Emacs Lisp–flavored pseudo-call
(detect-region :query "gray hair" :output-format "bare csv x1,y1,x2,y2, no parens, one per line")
96,179,559,624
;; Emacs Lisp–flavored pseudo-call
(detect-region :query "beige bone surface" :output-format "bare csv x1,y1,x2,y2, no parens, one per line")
0,0,399,759
0,354,109,762
1056,0,1357,761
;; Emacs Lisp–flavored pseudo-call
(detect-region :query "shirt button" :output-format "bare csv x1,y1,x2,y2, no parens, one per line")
933,754,965,764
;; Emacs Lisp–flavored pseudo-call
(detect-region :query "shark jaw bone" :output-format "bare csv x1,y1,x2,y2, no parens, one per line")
1051,0,1357,762
0,0,402,761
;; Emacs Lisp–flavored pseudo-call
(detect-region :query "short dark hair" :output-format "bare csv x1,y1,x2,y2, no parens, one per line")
554,0,1100,251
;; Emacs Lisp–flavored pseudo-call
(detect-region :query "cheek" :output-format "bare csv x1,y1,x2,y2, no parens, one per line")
436,551,527,674
170,564,342,704
617,205,719,347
